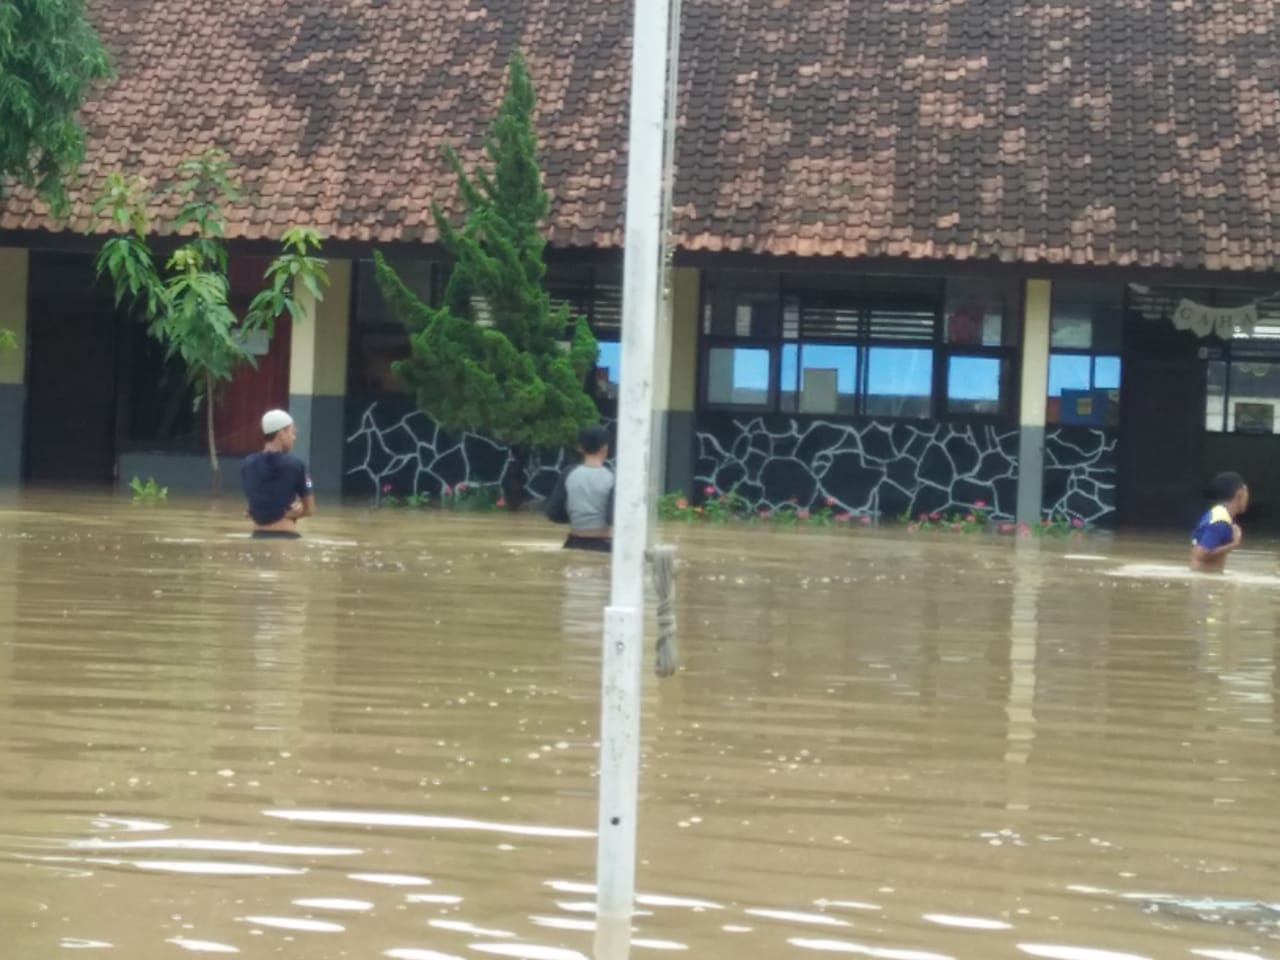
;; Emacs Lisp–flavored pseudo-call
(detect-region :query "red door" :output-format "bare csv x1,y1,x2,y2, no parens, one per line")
213,257,292,456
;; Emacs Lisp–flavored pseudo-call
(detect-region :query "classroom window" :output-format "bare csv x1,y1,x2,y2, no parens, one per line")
946,355,1013,416
1205,353,1280,434
705,346,773,407
349,258,622,399
1047,283,1123,426
700,272,1021,419
349,258,439,396
780,344,858,414
865,346,933,418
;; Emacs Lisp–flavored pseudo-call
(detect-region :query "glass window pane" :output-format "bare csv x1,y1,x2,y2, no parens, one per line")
781,344,858,414
947,355,1008,415
945,277,1016,346
865,347,932,418
1051,283,1124,350
1050,306,1093,349
1228,360,1280,433
593,340,621,399
1205,359,1226,432
1048,353,1092,396
1094,355,1121,390
704,273,780,338
356,259,434,325
706,347,772,407
780,344,799,394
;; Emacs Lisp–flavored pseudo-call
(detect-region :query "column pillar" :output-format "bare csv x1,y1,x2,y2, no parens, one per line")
663,266,699,496
1016,278,1052,525
288,259,352,498
0,248,29,487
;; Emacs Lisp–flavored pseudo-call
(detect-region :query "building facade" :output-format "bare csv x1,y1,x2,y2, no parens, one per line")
2,0,1280,529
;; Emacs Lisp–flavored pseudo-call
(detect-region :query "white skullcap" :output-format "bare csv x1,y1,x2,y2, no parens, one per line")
261,409,294,434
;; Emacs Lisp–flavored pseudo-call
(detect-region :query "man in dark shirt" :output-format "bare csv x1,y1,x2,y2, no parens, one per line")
241,409,315,539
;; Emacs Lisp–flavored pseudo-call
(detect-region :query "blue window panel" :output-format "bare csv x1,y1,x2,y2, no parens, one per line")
1048,354,1092,397
1094,355,1121,390
706,346,772,406
800,344,858,393
595,340,621,385
948,355,1001,402
867,347,933,396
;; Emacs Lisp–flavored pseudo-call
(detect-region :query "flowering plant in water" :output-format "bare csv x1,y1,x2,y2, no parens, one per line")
375,480,503,511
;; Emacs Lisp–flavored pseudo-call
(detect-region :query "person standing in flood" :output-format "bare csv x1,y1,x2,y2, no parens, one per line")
1190,471,1249,573
241,409,315,540
546,424,614,553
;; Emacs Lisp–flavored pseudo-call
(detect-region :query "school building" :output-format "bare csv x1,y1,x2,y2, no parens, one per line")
2,0,1279,529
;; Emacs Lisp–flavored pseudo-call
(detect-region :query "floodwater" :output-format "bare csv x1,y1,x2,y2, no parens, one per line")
2,494,1280,960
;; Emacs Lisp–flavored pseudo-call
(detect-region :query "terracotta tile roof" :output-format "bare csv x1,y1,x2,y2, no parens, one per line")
4,0,1280,271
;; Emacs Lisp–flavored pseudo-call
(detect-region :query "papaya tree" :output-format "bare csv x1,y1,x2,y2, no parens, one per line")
91,148,328,494
374,50,599,508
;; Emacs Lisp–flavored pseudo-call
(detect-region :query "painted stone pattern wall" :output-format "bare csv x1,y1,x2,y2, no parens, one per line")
344,398,573,501
694,414,1019,518
1042,427,1117,525
343,401,1118,524
692,415,1118,524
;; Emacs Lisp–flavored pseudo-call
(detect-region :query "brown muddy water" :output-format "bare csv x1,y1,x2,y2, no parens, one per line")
1,493,1279,960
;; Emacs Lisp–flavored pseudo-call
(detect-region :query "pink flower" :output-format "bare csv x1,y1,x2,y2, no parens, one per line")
496,497,507,508
859,515,871,525
929,512,941,522
797,509,810,520
704,485,716,495
834,512,852,522
974,499,987,509
917,512,929,522
442,485,453,496
965,514,976,523
760,508,772,519
825,498,836,507
381,483,392,494
1071,517,1084,529
998,522,1015,534
951,522,964,532
676,497,689,510
1017,522,1031,537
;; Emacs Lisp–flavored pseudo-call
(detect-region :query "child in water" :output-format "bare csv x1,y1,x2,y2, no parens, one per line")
1190,471,1249,573
546,424,614,553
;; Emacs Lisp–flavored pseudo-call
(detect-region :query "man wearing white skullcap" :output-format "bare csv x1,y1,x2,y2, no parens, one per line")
240,409,315,539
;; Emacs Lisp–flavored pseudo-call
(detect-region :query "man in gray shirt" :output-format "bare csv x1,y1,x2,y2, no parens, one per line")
546,424,614,553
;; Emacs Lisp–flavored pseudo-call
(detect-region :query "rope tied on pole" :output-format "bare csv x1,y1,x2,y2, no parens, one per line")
647,544,678,678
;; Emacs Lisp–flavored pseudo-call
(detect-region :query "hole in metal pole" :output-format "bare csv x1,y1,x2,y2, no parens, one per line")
611,817,621,826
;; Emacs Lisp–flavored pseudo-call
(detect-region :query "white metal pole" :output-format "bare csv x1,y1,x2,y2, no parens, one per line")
595,0,671,954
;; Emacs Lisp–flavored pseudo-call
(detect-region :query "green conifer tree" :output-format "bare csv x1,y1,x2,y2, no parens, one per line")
375,51,599,506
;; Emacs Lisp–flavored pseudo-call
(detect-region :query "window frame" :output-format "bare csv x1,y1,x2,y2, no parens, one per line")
698,271,1020,422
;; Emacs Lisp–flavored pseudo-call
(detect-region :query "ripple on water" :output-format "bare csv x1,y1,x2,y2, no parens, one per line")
239,916,346,933
167,939,241,954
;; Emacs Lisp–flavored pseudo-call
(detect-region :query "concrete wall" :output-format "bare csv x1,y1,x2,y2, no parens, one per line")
288,260,352,497
1016,278,1052,525
0,248,28,486
665,266,699,495
118,452,249,496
